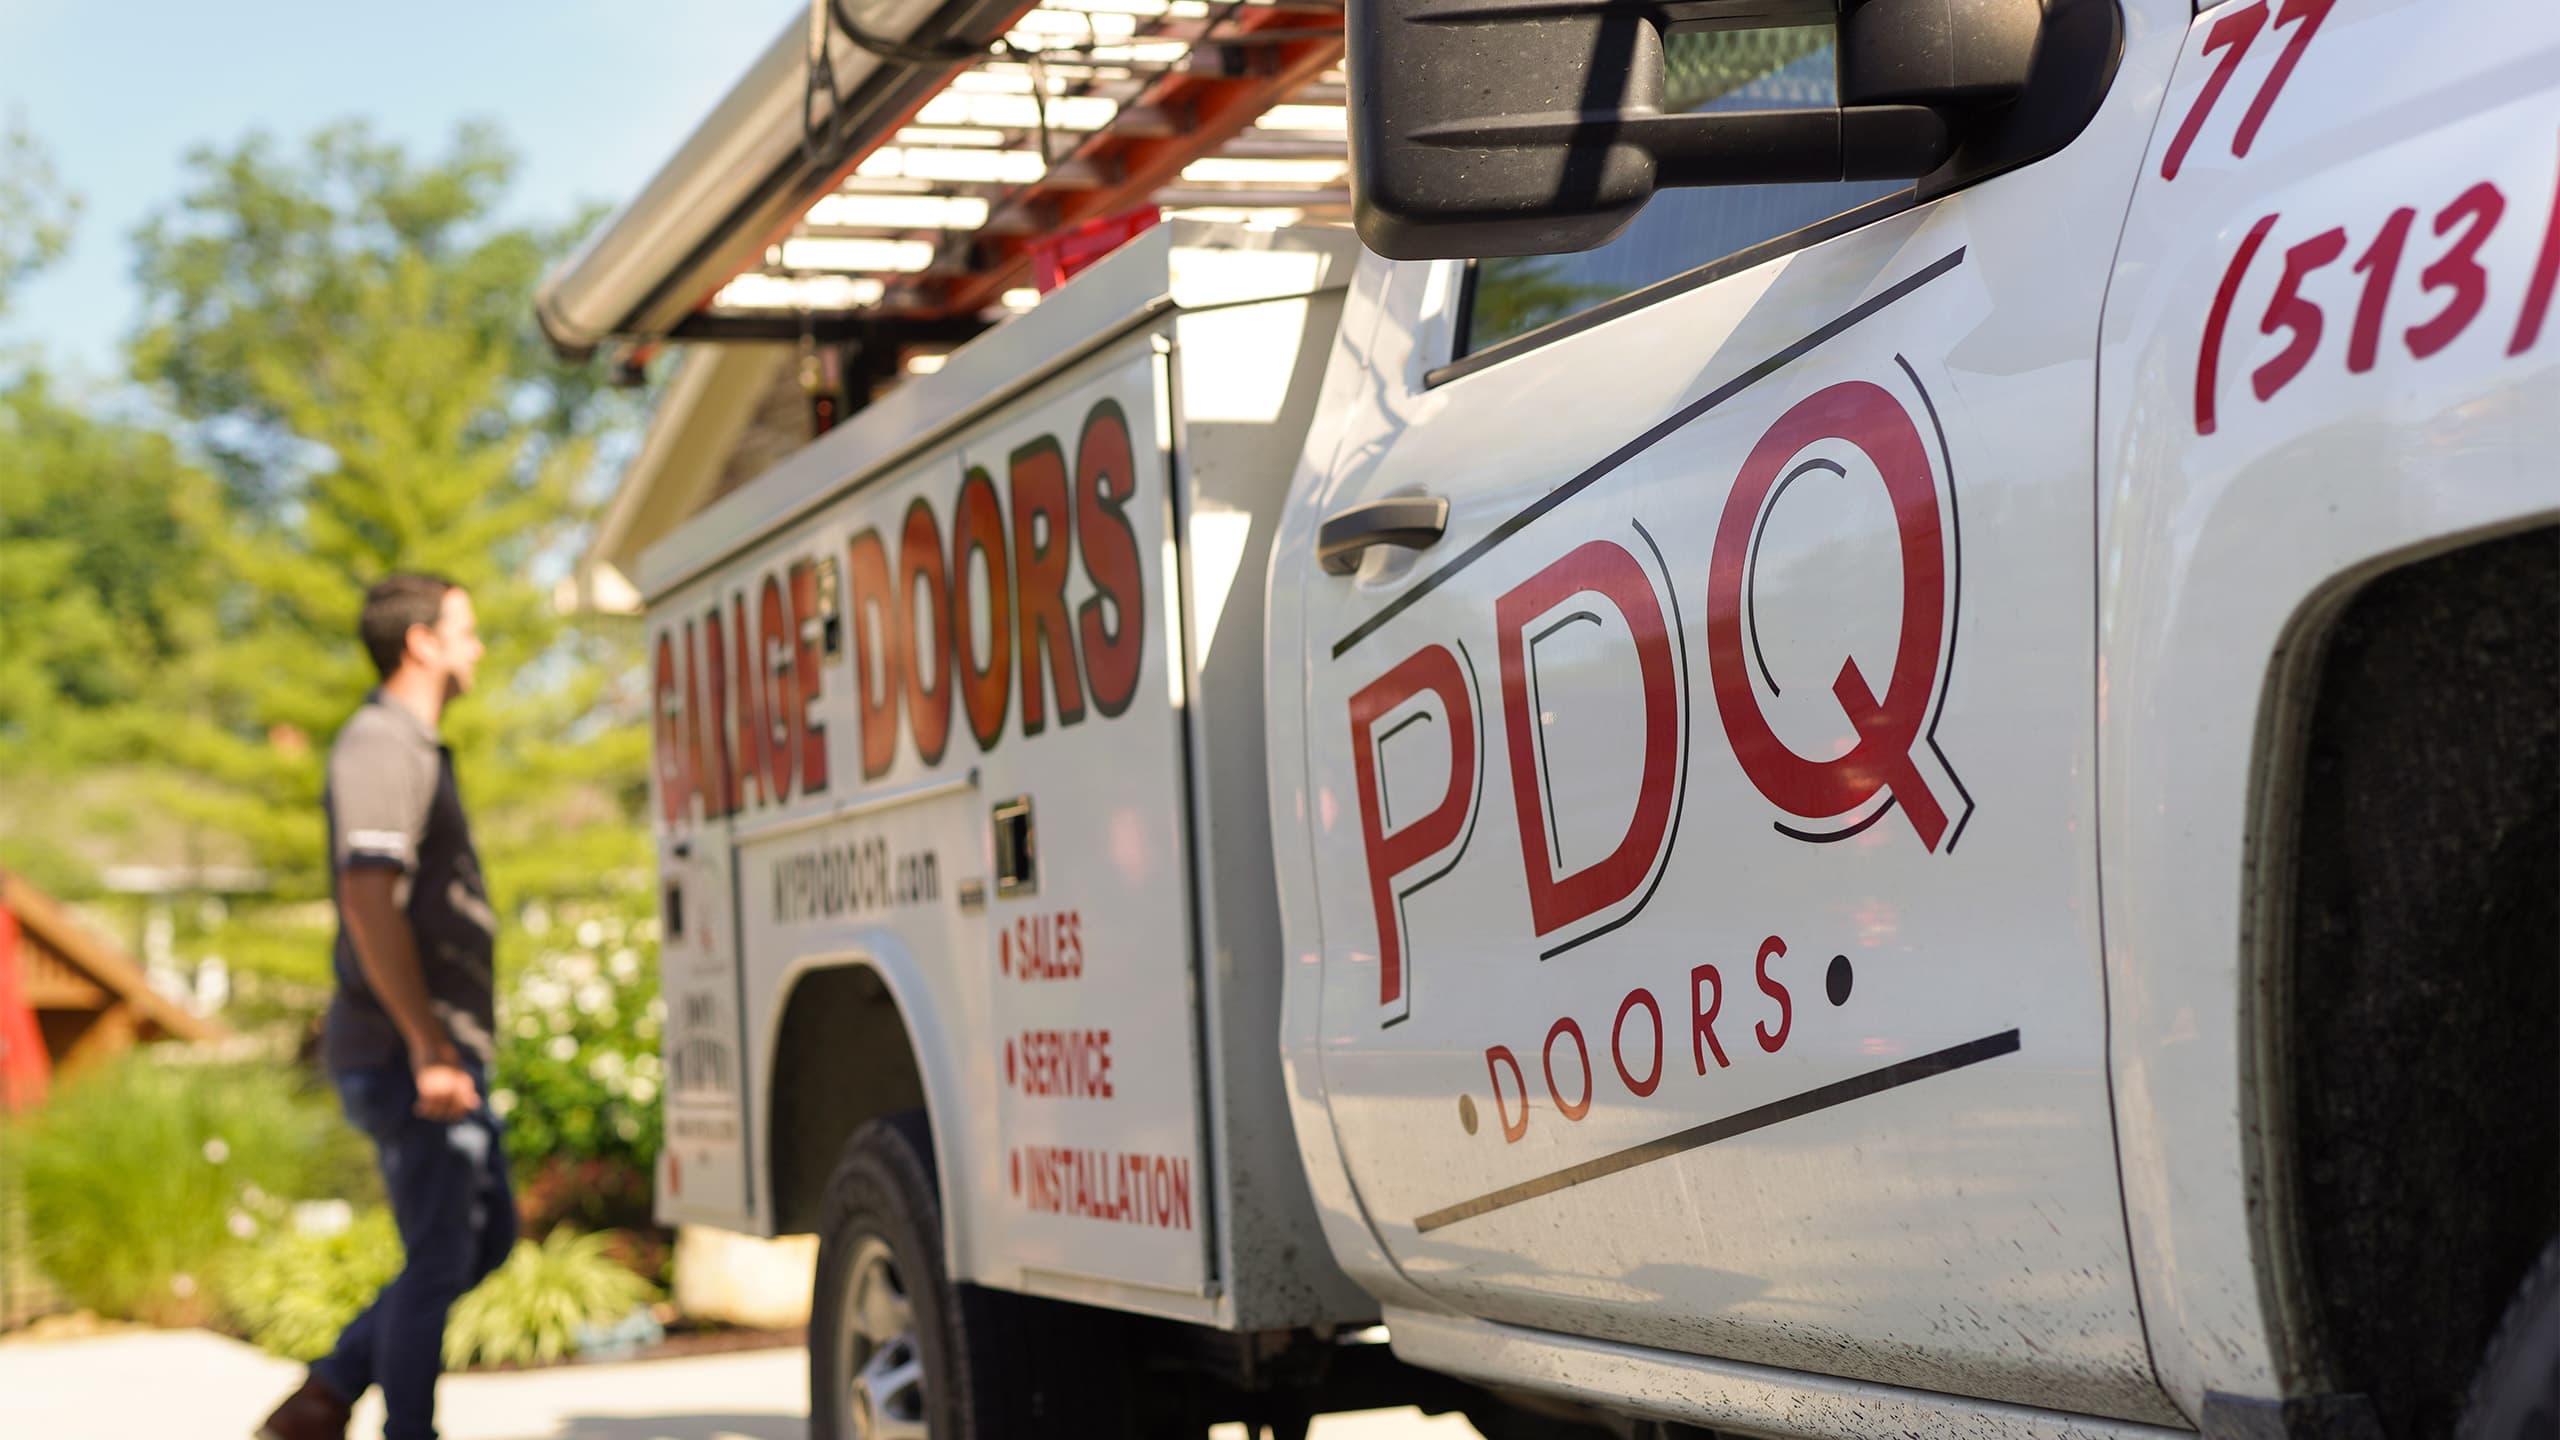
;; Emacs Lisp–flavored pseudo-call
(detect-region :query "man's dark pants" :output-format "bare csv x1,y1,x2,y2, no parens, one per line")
310,1061,516,1440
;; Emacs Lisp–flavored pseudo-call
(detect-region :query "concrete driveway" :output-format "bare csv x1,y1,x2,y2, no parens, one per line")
0,1328,1484,1439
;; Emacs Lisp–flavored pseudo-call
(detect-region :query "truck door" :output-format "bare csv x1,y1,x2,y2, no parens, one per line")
1287,6,2189,1422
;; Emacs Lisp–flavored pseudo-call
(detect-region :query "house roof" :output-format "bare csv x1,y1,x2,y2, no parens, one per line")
0,871,221,1045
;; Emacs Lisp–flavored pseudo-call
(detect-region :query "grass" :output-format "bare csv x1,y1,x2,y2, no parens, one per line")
0,1128,63,1328
4,1053,370,1325
9,1051,662,1369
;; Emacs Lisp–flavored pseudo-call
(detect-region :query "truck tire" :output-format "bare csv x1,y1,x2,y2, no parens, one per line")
2460,1234,2560,1440
810,1110,1141,1439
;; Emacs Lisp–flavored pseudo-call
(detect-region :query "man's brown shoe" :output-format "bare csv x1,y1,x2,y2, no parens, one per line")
254,1374,350,1440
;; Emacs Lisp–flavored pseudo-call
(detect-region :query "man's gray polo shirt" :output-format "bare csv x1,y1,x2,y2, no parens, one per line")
322,690,498,1073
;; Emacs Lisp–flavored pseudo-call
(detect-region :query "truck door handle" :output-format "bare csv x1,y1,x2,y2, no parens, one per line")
1317,495,1448,575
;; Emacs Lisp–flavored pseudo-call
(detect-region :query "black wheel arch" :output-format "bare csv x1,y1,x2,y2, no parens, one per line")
768,962,930,1236
2251,523,2560,1438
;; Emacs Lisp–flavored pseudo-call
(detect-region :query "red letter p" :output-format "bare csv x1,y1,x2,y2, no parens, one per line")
1349,644,1479,1026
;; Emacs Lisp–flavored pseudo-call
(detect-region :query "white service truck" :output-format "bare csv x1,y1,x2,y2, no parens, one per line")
628,1,2558,1436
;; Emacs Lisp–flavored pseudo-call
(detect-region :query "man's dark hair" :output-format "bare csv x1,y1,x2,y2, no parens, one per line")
359,573,460,680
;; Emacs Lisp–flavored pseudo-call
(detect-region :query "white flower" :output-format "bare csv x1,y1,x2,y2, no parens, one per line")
575,981,611,1016
227,1210,258,1240
607,948,640,982
202,1138,230,1165
591,1050,628,1080
514,1015,540,1040
614,1115,640,1141
523,903,553,936
171,1273,197,1299
547,1034,579,1062
562,953,600,984
628,1077,658,1105
576,919,604,948
603,919,628,946
491,1088,517,1117
292,1200,354,1238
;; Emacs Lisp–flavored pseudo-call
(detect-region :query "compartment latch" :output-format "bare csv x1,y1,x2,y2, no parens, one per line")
992,796,1037,898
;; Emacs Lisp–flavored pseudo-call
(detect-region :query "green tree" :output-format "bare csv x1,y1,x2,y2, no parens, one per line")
0,119,78,320
0,374,229,897
0,127,220,894
131,121,613,508
0,372,214,754
125,120,651,937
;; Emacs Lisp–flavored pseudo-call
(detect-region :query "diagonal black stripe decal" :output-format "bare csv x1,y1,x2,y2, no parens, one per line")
1414,1028,2020,1233
1331,247,1968,661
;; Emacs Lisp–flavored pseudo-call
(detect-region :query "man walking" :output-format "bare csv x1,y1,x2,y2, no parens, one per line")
260,574,513,1440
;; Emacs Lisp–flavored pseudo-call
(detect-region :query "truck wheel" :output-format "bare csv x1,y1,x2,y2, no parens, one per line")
810,1110,1135,1438
812,1112,960,1439
2460,1234,2560,1440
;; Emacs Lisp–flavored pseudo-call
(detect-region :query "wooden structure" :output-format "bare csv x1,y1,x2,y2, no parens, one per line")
0,869,220,1091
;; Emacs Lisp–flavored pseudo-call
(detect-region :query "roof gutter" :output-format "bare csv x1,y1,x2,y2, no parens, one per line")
534,0,1033,360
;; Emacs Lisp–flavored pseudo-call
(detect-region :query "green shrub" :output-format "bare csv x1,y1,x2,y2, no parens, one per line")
492,905,662,1183
443,1226,657,1370
224,1211,674,1368
6,1055,368,1324
218,1207,401,1360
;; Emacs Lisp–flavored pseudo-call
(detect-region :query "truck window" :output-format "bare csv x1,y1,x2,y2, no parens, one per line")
1459,26,1909,358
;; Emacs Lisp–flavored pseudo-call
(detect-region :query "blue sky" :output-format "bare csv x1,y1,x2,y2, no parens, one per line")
1,1,791,380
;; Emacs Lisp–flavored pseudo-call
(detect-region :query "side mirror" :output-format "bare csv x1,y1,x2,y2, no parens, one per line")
1348,0,2120,260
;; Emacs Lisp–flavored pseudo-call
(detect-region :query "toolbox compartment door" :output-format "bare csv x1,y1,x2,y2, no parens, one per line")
654,808,753,1230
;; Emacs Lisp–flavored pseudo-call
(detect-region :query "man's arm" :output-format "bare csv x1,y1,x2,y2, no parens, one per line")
340,868,480,1120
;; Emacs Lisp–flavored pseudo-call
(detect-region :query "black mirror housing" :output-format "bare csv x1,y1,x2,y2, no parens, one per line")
1349,1,1671,259
1838,0,2044,107
1350,0,2114,261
